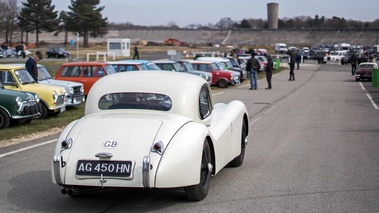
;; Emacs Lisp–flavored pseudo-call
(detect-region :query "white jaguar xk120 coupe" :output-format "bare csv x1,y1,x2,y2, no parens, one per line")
52,71,249,201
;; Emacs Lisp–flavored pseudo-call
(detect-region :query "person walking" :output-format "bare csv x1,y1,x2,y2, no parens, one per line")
133,45,139,60
246,51,260,90
288,50,296,81
350,53,357,75
265,54,274,89
25,51,43,82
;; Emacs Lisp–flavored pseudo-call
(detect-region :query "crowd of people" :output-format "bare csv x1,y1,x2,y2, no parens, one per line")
0,42,27,58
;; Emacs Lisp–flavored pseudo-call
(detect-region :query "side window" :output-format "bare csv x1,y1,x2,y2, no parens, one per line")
0,71,15,84
94,66,105,77
118,65,127,72
61,66,81,77
199,84,212,119
83,66,93,77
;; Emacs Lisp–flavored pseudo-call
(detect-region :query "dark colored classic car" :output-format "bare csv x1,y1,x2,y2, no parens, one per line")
46,47,71,58
0,82,40,129
355,62,378,81
309,51,327,63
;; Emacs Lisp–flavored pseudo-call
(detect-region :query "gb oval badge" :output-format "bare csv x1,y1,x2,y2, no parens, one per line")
103,140,119,148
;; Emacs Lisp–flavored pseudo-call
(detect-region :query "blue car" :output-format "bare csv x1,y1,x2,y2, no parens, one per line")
115,60,161,70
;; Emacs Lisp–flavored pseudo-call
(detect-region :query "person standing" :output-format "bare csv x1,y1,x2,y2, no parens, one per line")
21,43,26,58
265,54,274,89
15,43,21,58
350,53,357,75
288,51,295,81
295,50,301,70
133,45,139,59
25,51,43,82
246,51,260,90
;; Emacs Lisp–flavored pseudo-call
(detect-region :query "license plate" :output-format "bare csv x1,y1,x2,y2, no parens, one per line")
73,96,83,103
76,160,133,177
60,106,66,112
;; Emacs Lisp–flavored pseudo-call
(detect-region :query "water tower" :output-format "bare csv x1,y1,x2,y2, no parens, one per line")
267,2,279,29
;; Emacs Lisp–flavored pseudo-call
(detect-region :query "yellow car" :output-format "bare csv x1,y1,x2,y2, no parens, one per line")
0,64,66,119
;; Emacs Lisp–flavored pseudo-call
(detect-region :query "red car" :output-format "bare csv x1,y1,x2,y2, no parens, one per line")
187,60,236,88
54,62,116,95
355,62,378,81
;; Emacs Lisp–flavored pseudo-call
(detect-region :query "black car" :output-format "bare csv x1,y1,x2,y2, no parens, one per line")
46,47,71,58
309,51,327,64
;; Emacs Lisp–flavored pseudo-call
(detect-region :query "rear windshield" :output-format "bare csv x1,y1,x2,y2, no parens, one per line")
98,92,172,111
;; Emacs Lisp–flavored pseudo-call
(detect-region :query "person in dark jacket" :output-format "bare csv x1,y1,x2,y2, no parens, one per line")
350,53,357,75
288,51,296,81
265,54,274,89
295,50,301,70
246,51,260,90
25,51,43,82
133,45,139,59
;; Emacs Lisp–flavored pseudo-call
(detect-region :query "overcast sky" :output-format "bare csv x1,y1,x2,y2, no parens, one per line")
50,0,378,27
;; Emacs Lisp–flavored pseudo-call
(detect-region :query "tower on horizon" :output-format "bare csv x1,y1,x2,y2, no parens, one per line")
267,2,279,29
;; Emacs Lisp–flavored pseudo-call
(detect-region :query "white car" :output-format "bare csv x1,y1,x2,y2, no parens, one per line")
324,50,348,62
37,65,85,107
51,71,249,201
152,60,213,85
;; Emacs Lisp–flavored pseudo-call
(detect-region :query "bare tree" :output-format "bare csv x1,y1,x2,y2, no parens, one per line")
0,0,19,46
215,17,235,29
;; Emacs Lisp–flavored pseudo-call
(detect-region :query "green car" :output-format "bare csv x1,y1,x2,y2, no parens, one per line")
0,82,40,129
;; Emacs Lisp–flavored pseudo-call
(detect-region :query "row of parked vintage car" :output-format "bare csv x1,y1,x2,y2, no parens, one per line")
0,55,268,129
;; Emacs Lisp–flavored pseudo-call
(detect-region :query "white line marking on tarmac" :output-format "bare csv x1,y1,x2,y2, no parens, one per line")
366,93,379,110
265,105,277,114
212,91,224,96
250,117,262,127
0,139,56,159
359,82,366,91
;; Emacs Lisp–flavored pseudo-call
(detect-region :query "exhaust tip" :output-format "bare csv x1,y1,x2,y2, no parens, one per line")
67,189,74,195
61,189,67,194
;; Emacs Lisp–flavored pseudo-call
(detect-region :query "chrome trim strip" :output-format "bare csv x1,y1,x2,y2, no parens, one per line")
53,155,63,185
95,152,113,158
142,156,150,188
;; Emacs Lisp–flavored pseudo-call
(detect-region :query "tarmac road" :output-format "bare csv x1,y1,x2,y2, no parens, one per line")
0,63,378,212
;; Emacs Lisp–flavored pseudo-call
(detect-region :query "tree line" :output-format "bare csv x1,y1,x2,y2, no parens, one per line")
1,0,108,48
1,0,378,47
110,15,379,30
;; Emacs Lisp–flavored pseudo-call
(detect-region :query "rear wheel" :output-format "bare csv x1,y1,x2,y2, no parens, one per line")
0,109,10,129
217,79,228,88
185,139,212,201
229,121,247,167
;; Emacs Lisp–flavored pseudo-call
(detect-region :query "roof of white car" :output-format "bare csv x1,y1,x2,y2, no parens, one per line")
196,57,229,62
85,71,210,119
108,61,145,65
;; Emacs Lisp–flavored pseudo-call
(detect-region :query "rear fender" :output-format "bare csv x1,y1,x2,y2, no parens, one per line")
155,122,209,188
51,119,79,184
